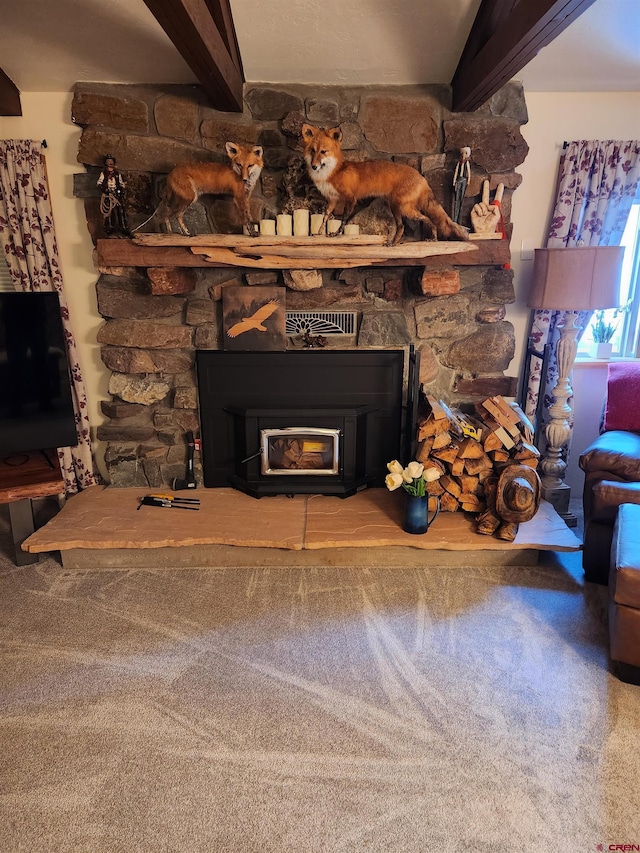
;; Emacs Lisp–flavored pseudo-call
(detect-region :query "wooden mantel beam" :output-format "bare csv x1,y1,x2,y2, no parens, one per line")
0,67,22,116
142,0,244,112
452,0,598,112
95,237,510,270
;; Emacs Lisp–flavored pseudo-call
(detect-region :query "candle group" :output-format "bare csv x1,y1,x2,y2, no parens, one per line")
251,214,361,238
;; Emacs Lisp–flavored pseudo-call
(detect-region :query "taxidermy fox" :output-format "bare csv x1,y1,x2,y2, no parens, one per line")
151,142,263,236
301,123,468,245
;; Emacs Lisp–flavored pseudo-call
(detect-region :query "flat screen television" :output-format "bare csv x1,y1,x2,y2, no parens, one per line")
0,291,78,457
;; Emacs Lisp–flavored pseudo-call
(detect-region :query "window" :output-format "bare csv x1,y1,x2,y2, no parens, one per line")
581,203,640,358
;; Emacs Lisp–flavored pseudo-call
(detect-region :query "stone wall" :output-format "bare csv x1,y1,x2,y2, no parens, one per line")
72,81,529,487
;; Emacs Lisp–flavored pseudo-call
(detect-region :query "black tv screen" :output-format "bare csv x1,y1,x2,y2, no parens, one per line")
0,291,78,457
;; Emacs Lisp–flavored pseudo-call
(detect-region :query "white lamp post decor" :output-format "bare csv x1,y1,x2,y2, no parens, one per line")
527,246,624,517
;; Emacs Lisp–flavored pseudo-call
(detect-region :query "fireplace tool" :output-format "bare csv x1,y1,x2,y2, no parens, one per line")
172,431,198,491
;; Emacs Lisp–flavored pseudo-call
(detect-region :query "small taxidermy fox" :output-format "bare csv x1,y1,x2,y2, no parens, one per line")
301,123,468,245
144,142,263,236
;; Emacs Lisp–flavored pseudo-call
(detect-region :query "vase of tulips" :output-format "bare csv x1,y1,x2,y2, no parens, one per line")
385,459,442,534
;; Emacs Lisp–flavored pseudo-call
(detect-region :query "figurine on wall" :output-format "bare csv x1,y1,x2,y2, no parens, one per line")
470,180,505,238
97,154,131,238
300,124,468,246
452,146,471,224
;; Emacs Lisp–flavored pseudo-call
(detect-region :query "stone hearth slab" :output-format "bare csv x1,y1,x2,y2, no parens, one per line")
304,490,580,551
24,486,307,552
23,486,581,565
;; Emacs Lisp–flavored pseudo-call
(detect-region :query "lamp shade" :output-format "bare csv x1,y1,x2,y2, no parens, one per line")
527,246,624,311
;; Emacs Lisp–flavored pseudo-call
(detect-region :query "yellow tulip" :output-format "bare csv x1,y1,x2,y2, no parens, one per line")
405,461,424,480
385,472,404,491
423,466,442,482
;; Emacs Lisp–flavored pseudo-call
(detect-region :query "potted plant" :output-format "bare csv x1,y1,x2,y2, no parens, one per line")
589,309,619,359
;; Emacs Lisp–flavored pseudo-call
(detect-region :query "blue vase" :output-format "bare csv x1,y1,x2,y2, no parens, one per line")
403,494,440,535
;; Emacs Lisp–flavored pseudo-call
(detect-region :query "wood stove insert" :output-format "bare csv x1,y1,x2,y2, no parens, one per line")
196,350,415,498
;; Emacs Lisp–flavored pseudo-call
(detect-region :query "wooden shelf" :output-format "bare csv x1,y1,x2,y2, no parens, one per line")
0,450,65,567
96,235,511,270
0,450,64,504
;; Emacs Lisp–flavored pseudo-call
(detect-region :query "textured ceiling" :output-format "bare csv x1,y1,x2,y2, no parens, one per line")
0,0,638,95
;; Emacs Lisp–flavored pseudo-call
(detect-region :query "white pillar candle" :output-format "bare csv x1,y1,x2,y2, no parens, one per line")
276,214,293,236
344,223,360,236
293,208,310,236
327,218,342,235
259,219,276,236
310,213,325,236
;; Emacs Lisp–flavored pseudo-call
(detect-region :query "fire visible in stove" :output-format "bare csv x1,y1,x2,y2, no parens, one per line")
261,427,340,476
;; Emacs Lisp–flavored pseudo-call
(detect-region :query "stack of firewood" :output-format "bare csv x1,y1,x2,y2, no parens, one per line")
415,393,540,517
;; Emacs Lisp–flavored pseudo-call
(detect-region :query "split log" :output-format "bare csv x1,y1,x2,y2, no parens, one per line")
463,454,493,475
431,431,453,450
432,443,462,465
450,457,465,477
440,475,462,498
418,396,452,439
483,431,503,452
457,436,485,458
416,437,435,464
459,493,485,512
513,441,541,462
440,492,460,513
458,474,482,495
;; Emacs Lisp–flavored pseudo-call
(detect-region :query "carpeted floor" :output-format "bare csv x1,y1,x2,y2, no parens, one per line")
1,499,639,852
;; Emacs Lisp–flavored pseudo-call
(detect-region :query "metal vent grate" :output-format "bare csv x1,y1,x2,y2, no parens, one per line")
286,311,357,336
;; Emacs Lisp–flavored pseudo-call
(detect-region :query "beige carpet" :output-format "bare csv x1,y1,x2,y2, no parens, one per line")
1,502,639,852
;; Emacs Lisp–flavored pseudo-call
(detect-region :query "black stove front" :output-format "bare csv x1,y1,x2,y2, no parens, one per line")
195,350,416,498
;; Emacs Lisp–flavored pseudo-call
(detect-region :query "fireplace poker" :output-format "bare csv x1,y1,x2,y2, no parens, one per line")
138,496,200,511
148,493,200,504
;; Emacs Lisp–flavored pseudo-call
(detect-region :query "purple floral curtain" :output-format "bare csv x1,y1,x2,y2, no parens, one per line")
523,140,640,438
0,140,100,494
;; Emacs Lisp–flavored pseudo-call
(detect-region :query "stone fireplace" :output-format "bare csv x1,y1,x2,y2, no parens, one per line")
72,80,529,490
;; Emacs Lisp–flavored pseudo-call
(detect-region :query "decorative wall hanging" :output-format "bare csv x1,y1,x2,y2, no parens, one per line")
222,286,286,351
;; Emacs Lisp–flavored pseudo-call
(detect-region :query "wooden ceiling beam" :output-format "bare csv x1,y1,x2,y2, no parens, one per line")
452,0,598,112
142,0,244,112
0,67,22,116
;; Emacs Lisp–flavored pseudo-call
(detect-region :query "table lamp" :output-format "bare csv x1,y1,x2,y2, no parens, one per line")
527,245,624,515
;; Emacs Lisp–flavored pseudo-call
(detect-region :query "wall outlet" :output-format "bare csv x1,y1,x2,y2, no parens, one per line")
520,240,535,261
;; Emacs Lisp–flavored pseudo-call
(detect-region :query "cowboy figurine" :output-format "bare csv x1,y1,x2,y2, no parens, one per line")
97,154,130,237
452,146,471,224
